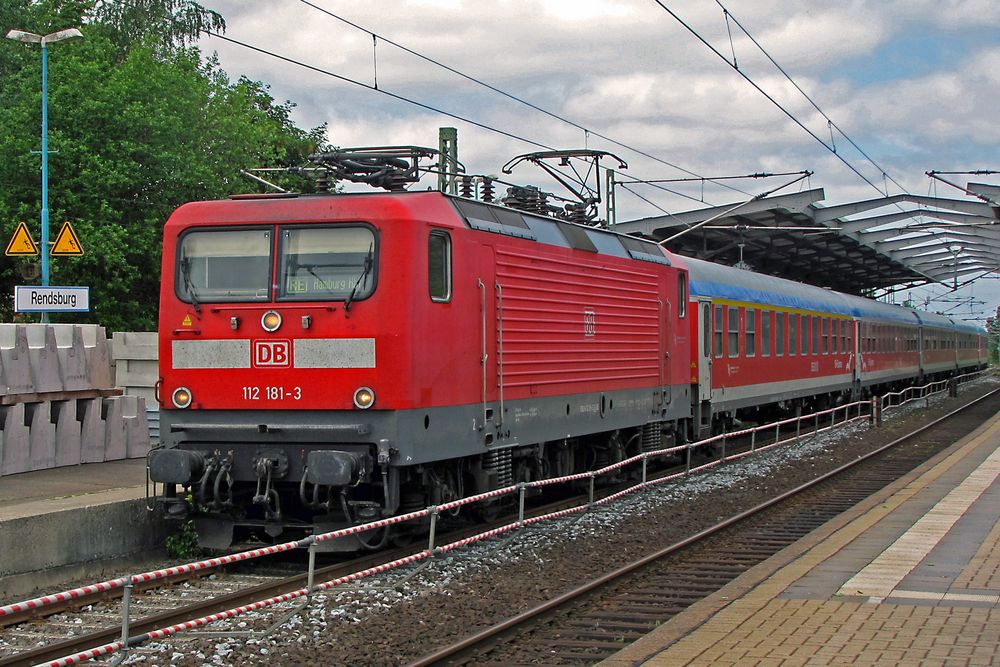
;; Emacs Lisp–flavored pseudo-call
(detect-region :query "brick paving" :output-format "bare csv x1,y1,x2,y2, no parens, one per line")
601,411,1000,666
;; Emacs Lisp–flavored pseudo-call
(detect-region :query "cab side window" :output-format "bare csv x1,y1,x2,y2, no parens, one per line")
429,231,451,302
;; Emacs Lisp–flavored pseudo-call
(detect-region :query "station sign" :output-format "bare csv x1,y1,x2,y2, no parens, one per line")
14,286,90,313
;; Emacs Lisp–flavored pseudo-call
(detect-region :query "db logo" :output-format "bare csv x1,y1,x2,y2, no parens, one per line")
253,339,291,367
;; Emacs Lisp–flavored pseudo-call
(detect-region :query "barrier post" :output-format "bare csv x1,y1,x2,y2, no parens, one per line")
949,377,958,398
795,415,800,443
427,507,439,552
641,453,648,484
869,397,876,426
517,483,526,528
306,542,317,602
720,432,727,463
119,575,134,661
685,442,692,475
775,423,780,448
588,473,595,507
750,428,756,454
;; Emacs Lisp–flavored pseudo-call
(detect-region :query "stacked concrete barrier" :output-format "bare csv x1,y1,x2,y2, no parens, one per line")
110,331,159,443
0,324,150,476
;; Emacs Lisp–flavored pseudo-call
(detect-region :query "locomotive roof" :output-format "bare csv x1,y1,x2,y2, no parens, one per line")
445,195,672,266
169,191,673,266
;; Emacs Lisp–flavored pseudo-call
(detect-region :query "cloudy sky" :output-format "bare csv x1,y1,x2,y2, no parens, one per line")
198,0,999,321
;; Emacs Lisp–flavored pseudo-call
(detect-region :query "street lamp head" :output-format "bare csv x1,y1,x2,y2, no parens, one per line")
42,28,84,45
6,28,83,45
948,244,963,256
6,29,43,43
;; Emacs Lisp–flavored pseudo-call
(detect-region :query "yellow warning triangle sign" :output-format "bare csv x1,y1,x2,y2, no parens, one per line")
51,221,84,256
5,221,39,257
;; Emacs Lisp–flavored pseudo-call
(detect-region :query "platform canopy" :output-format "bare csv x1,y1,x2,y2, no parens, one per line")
614,184,1000,298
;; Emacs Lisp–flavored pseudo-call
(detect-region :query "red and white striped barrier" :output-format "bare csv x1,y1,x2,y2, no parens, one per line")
41,550,434,667
0,579,128,619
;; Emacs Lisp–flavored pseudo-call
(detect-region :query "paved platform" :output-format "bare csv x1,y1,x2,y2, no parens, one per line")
0,459,166,599
602,408,1000,666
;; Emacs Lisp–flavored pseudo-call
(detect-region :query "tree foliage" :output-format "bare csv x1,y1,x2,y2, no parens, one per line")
0,1,325,330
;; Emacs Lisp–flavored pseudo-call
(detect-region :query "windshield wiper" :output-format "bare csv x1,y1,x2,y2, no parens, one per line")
344,245,374,314
290,261,336,296
180,257,201,313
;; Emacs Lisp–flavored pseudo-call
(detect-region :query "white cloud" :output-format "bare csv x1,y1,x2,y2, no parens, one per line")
197,0,999,313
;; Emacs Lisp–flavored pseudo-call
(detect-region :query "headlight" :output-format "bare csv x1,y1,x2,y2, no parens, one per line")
261,310,282,332
172,387,193,409
353,387,375,409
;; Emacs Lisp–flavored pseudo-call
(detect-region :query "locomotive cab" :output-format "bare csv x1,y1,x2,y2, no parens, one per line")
153,193,442,548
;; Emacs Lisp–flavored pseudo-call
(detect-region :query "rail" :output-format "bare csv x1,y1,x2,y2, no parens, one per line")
7,371,995,666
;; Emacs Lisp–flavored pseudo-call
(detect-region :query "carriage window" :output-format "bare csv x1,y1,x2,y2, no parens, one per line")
746,308,756,357
762,310,771,357
812,316,820,355
802,315,810,354
789,314,798,356
728,306,740,358
278,226,376,301
714,305,723,358
428,231,452,302
776,312,785,356
822,318,829,354
177,228,272,303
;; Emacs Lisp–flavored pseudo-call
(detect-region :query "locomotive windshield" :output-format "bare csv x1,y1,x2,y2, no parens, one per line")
175,225,377,304
277,226,376,302
177,228,272,303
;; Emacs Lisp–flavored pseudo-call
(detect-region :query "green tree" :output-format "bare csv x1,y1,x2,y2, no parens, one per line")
0,1,324,330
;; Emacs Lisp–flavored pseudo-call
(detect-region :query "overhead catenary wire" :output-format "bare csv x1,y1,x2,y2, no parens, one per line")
203,30,725,209
713,0,911,198
295,0,752,198
649,0,894,199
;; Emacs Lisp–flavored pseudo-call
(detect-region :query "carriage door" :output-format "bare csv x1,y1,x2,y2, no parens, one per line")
697,300,712,401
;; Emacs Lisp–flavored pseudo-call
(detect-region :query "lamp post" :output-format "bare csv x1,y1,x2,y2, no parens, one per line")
947,244,963,290
6,28,84,321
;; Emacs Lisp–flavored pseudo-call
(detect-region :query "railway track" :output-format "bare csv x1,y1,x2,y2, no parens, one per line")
408,385,1000,666
0,493,600,667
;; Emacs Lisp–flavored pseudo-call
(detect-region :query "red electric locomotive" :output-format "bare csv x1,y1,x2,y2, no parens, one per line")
151,151,692,547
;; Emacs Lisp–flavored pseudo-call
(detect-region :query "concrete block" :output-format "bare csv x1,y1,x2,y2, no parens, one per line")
53,399,83,467
102,397,127,461
23,326,64,394
26,402,56,471
87,332,114,391
80,398,107,464
56,326,91,392
0,404,30,475
0,326,35,395
124,396,151,458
